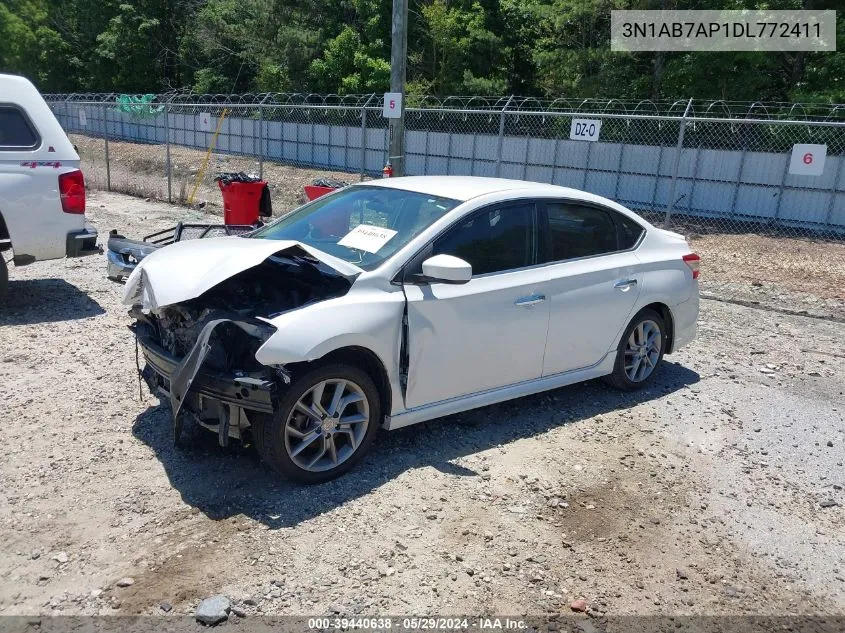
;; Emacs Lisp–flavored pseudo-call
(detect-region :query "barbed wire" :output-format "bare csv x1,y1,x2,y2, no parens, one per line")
41,92,845,120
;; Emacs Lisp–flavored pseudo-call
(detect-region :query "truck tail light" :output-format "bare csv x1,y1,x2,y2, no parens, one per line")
59,169,86,214
683,253,700,280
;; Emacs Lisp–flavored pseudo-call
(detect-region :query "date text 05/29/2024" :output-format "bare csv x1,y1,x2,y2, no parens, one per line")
307,617,529,631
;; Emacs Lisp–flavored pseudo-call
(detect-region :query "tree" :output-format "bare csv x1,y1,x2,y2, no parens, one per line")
0,0,842,101
413,0,507,94
310,25,390,93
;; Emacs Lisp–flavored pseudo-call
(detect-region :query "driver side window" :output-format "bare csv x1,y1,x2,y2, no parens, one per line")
432,202,536,276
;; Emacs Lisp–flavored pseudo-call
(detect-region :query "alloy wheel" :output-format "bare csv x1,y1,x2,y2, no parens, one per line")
283,379,370,472
624,319,662,382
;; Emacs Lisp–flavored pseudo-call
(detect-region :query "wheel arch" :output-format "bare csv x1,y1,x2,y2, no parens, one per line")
286,345,393,423
639,302,675,353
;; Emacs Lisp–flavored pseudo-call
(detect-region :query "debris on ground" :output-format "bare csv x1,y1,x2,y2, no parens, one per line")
195,596,231,625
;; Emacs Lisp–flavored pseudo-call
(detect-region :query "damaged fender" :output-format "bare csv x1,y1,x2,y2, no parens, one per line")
255,283,407,416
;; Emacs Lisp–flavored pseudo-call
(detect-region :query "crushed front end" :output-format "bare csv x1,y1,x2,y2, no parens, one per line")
132,306,279,444
126,242,355,445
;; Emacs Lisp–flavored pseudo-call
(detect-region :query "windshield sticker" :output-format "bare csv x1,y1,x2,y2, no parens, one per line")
338,224,398,253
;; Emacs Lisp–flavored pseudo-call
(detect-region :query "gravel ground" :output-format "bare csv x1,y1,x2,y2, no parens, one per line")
0,191,843,619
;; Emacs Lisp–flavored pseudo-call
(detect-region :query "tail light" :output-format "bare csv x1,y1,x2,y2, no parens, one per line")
59,169,86,214
683,253,700,280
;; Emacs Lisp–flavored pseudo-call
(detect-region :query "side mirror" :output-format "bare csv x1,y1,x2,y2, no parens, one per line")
420,254,472,284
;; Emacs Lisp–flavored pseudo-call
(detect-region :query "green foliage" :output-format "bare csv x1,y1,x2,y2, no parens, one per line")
0,0,842,104
310,25,390,93
0,0,52,82
416,0,507,94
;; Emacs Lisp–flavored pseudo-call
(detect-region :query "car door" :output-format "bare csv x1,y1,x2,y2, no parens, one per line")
540,200,644,376
402,201,550,409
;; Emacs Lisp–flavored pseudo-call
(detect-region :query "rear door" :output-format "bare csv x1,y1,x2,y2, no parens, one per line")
402,201,550,409
539,200,644,376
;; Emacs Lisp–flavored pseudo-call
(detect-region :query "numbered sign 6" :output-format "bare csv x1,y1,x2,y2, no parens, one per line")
569,118,602,142
789,143,826,177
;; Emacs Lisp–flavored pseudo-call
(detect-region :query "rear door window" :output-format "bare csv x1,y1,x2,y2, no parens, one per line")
0,105,40,150
543,202,618,261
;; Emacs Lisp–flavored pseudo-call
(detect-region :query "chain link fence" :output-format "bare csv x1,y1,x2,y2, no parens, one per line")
45,93,845,313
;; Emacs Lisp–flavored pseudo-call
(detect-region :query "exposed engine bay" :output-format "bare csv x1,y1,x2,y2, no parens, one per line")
131,248,354,444
148,251,350,359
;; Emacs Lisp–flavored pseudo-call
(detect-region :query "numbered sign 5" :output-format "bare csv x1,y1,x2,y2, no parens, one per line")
383,92,403,119
569,118,602,142
198,112,213,132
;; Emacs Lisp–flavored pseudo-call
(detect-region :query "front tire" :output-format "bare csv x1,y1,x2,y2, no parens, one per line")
254,363,381,484
605,309,667,391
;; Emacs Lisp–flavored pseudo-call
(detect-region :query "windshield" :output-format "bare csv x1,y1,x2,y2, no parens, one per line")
251,185,460,271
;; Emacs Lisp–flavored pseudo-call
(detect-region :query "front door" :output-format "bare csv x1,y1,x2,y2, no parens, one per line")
403,201,550,409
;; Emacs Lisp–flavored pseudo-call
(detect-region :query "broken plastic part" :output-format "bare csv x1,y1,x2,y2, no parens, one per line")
169,318,229,420
217,404,230,447
274,365,292,384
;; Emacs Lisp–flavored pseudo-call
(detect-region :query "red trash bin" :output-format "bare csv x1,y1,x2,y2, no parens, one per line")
304,184,338,201
217,180,267,225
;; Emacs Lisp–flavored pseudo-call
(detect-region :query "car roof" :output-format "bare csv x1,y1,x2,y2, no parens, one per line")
360,176,600,203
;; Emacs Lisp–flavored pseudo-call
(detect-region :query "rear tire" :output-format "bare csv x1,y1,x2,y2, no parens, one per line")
604,309,666,391
255,362,381,484
0,256,8,304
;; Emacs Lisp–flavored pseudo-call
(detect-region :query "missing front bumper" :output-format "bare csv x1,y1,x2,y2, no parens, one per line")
135,327,276,416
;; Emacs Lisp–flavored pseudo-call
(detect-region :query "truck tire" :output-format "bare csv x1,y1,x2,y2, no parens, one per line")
0,257,8,304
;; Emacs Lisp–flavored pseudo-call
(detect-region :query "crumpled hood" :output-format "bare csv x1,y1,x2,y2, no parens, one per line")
122,236,361,310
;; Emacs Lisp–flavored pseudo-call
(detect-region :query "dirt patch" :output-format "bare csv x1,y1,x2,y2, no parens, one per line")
691,233,845,301
103,515,248,614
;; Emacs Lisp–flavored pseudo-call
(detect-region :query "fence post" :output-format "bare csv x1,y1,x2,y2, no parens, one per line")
771,148,793,225
258,102,265,180
495,95,515,178
360,94,375,181
102,104,111,192
664,98,693,230
728,126,750,221
824,150,844,230
164,102,172,204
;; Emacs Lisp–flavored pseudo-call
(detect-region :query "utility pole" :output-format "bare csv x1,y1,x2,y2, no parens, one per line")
388,0,408,176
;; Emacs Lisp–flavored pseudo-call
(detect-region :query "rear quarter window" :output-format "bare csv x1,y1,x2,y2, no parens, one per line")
0,105,40,150
617,214,645,249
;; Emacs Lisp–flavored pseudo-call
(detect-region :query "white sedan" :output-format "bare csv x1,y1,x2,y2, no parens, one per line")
125,176,699,483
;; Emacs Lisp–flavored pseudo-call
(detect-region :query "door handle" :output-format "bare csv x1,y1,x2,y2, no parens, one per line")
614,279,637,291
515,294,546,307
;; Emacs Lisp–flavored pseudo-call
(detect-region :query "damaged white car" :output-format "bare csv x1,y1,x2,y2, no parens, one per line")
124,176,699,483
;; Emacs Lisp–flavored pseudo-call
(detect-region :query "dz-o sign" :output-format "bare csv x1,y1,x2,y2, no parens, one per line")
789,144,826,176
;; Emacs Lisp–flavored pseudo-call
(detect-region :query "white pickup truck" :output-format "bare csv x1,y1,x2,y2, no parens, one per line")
0,73,99,301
